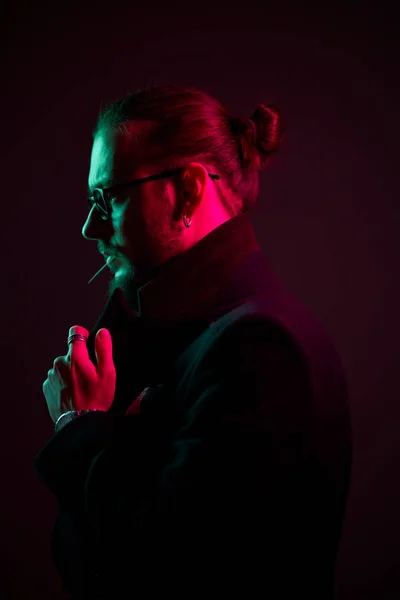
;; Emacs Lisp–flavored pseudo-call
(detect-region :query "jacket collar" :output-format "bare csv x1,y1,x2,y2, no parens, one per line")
86,212,267,412
91,211,261,333
136,211,261,320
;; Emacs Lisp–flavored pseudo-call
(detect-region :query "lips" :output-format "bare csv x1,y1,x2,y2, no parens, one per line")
101,249,117,259
106,255,117,264
106,255,125,270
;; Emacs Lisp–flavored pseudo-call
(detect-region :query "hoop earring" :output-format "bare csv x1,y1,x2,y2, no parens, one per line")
183,214,192,228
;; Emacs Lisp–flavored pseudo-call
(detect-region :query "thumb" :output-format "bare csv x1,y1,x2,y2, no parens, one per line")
95,328,115,377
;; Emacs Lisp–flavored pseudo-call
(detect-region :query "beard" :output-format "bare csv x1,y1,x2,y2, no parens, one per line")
106,253,173,314
107,263,143,313
107,213,186,314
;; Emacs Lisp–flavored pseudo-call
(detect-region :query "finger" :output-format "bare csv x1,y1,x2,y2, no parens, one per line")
67,324,90,351
45,370,56,393
68,325,90,338
47,364,64,386
42,378,53,401
95,329,115,378
67,324,91,367
53,356,71,385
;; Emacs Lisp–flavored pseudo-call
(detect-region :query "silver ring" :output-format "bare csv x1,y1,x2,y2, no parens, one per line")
67,333,88,345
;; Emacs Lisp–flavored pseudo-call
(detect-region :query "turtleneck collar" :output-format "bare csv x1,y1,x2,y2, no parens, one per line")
136,211,260,320
90,211,261,335
85,212,263,412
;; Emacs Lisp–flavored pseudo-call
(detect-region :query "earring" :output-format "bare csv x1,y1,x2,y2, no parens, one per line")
182,194,192,227
183,214,192,228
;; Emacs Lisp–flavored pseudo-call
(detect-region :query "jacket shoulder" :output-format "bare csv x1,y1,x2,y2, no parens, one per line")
173,295,350,438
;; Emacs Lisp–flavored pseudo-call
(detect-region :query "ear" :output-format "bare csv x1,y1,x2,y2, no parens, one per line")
180,162,209,216
182,162,208,192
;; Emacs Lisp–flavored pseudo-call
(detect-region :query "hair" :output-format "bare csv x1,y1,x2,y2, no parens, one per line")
94,84,283,217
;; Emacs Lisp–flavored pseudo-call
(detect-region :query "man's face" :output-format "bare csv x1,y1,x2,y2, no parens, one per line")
83,127,184,309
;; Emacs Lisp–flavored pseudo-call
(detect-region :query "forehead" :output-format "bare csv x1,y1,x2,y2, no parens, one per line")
88,128,119,190
88,122,161,191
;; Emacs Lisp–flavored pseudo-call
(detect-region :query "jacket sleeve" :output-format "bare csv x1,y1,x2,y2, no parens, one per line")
35,318,331,594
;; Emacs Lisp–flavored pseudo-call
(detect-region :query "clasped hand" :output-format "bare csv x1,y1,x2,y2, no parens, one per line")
43,325,116,423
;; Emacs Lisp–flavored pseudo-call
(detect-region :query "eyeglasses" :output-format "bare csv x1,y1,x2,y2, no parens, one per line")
88,167,220,221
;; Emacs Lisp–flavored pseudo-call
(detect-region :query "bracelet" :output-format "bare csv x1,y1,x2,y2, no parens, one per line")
54,409,100,433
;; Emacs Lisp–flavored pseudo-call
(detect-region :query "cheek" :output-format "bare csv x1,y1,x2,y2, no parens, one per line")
110,201,134,241
110,212,126,247
113,202,147,253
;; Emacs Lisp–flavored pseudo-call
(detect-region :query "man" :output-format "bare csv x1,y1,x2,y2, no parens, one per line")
36,84,352,598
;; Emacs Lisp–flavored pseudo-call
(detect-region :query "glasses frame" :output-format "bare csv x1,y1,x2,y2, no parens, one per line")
88,167,220,220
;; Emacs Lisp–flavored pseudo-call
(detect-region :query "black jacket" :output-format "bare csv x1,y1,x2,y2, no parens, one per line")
36,213,352,599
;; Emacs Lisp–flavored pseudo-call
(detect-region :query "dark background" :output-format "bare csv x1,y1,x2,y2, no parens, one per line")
1,1,399,598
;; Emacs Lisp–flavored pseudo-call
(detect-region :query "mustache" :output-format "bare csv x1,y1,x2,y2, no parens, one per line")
88,245,126,284
97,244,123,258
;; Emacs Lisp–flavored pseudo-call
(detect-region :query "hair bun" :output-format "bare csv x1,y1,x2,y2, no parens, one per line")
248,104,283,166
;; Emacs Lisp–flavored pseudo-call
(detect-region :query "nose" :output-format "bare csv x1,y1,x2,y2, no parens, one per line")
82,206,112,240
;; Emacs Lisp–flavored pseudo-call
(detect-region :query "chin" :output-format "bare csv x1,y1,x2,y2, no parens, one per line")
108,266,141,311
